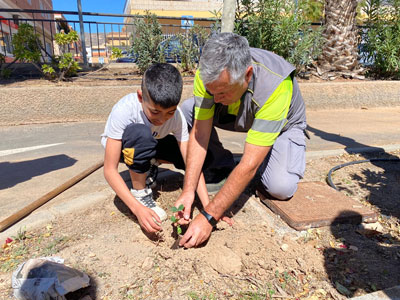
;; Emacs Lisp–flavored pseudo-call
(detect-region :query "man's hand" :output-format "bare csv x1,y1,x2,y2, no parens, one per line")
174,191,196,225
179,213,213,248
135,206,162,233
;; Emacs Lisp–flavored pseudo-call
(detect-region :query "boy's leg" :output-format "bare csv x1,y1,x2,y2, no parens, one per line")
258,124,307,200
180,98,235,173
121,123,167,220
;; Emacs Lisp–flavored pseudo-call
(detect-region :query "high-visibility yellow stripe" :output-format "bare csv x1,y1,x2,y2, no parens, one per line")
194,106,214,120
246,76,292,146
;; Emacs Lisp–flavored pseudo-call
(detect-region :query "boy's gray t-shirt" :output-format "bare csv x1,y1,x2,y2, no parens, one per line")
101,93,189,148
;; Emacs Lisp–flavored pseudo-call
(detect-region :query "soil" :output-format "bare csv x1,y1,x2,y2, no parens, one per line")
1,149,400,300
0,64,366,88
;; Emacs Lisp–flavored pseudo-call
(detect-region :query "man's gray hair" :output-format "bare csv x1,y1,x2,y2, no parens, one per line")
199,32,251,85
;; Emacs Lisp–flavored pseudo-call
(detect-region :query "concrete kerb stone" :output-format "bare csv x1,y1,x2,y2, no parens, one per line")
0,188,114,243
1,80,400,126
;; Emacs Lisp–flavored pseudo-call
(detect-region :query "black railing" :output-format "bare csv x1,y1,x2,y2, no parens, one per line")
0,8,218,64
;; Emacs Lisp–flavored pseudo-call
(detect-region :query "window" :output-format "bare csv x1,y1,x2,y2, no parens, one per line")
0,34,12,54
27,0,32,4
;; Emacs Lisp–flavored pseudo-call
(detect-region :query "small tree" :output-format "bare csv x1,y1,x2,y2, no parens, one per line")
12,24,82,81
131,11,165,74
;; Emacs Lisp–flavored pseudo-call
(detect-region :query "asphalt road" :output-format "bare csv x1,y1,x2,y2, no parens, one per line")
1,107,400,235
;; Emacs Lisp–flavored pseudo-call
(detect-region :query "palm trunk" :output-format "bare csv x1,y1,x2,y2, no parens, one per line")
316,0,364,80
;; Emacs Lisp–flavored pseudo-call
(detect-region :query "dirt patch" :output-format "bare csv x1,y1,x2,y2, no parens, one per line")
0,65,366,89
1,150,400,299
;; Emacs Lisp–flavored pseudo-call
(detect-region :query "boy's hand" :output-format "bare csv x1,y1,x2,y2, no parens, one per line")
135,207,162,233
174,191,195,225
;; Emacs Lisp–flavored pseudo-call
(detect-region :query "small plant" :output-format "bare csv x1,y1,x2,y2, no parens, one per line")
170,204,184,235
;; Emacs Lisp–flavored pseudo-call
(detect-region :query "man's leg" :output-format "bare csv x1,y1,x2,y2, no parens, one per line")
258,124,306,200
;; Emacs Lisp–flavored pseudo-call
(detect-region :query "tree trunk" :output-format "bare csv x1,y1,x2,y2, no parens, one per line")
221,0,237,33
316,0,364,80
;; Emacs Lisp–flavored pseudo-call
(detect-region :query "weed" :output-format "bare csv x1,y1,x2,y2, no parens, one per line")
12,227,27,241
40,236,68,256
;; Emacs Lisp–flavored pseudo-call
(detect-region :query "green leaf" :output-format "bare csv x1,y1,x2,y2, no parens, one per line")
170,216,177,223
177,226,182,235
171,206,178,213
177,204,184,212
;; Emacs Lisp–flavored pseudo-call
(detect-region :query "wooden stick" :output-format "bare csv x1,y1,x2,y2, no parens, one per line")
0,160,104,232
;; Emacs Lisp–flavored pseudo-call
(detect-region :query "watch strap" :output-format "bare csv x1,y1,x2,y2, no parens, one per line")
200,209,218,227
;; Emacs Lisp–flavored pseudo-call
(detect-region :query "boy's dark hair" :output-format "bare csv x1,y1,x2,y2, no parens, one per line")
141,63,183,108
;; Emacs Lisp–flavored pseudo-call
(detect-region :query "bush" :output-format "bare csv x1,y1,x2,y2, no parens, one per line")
361,0,400,79
12,24,81,81
234,0,324,73
131,11,165,74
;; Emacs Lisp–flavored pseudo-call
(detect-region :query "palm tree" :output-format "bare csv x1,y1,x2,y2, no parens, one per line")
315,0,364,79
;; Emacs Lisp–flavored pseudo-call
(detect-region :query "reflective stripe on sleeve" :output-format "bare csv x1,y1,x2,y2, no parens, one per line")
251,118,287,133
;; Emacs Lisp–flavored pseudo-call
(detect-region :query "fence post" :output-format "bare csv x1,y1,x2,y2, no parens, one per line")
77,0,88,66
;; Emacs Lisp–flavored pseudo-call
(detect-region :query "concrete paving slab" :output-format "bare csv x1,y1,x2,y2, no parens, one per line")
257,181,378,230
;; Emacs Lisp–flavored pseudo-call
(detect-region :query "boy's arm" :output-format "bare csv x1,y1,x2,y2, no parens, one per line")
103,138,161,233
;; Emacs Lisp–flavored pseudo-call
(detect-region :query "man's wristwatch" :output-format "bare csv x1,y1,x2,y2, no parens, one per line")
200,209,218,227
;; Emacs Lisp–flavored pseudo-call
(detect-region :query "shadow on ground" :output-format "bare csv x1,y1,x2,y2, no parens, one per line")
0,154,77,189
308,126,400,296
324,212,400,297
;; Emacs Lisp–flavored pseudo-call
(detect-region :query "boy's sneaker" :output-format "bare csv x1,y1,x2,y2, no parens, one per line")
146,159,159,188
130,188,167,221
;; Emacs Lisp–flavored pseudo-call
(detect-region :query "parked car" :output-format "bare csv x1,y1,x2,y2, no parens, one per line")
159,36,182,63
116,50,138,63
159,35,202,63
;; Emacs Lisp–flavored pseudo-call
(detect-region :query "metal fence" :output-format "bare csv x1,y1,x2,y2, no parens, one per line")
0,8,218,64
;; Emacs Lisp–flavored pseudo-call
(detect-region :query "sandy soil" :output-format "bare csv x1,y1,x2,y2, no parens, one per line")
1,149,399,300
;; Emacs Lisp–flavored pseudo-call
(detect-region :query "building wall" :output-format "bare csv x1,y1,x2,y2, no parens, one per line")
0,0,55,59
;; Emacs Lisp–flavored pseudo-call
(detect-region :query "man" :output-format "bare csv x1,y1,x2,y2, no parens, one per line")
175,32,307,248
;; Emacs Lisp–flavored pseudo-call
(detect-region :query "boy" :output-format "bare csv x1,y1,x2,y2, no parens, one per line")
101,63,210,233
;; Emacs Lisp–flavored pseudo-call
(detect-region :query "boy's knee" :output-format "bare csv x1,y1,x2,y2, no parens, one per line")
121,123,157,173
261,176,298,200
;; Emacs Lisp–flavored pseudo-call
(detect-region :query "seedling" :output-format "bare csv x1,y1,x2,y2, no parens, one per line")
170,204,184,235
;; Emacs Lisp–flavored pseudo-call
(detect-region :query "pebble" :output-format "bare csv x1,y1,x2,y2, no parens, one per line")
281,243,289,251
142,257,153,271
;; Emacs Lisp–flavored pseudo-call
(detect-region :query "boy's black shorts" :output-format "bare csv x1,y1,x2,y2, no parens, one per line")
121,123,185,173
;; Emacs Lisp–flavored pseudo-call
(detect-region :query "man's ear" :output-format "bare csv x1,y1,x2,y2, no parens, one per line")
137,89,143,103
245,66,253,83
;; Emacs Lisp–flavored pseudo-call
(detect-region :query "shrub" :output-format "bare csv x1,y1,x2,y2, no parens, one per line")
131,11,165,74
234,0,324,73
360,0,400,79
